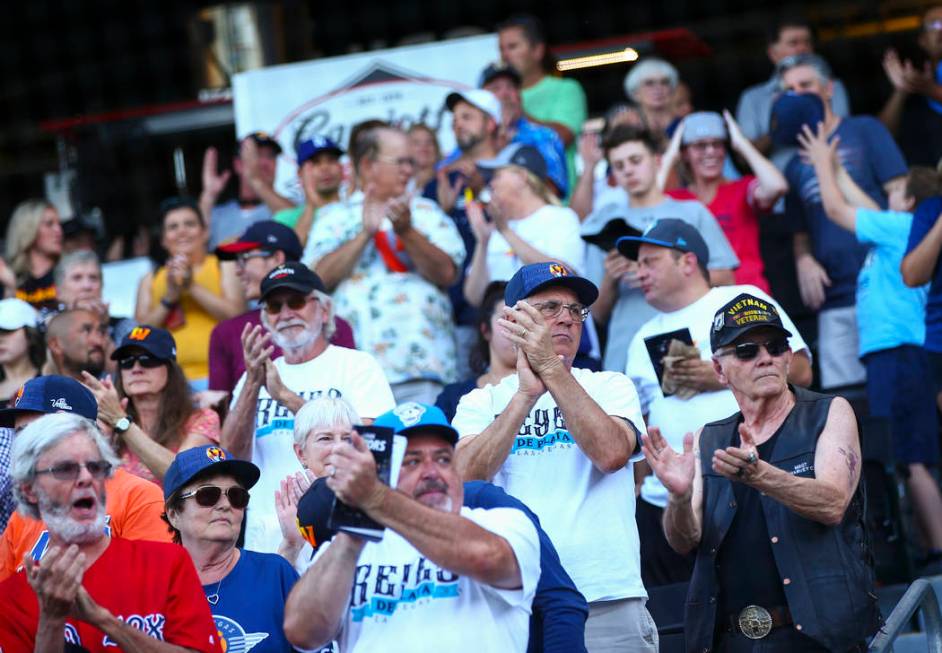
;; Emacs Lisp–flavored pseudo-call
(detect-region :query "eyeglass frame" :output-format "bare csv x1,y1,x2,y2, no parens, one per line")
713,337,791,361
528,300,590,322
177,484,251,509
235,250,275,267
262,293,319,315
35,460,113,481
374,154,417,169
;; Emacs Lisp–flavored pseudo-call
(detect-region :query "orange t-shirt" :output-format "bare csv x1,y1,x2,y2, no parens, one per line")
0,468,172,581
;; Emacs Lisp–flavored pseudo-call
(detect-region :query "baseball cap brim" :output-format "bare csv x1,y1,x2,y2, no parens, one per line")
397,423,460,446
0,407,37,428
519,276,599,307
712,324,793,352
298,146,343,166
259,280,318,300
214,240,267,261
167,459,261,501
615,235,678,261
582,220,643,252
110,341,174,361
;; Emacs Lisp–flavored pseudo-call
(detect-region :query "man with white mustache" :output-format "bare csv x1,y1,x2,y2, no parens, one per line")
0,413,219,652
221,262,395,555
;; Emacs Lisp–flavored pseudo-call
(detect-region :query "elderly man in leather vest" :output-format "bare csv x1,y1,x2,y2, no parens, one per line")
642,292,878,652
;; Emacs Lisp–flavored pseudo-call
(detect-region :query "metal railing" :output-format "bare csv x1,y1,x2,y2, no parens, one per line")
870,578,942,652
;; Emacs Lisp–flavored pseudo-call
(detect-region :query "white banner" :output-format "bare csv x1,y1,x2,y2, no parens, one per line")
232,34,499,199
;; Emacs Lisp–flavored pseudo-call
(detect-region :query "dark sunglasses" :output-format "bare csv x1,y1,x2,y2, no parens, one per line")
118,354,164,370
36,460,112,481
263,295,314,314
178,485,250,509
718,338,790,361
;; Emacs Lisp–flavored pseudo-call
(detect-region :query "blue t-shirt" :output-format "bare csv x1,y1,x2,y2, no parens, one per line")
855,208,927,356
205,549,301,653
785,116,908,309
906,196,942,352
463,481,588,653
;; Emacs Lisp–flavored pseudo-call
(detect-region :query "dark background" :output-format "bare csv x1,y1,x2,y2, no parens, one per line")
0,0,932,243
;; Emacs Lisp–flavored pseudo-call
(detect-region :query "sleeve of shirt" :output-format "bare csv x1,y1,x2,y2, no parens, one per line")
462,482,588,652
690,203,740,269
302,204,353,267
906,197,942,255
551,80,589,135
113,477,175,543
861,117,908,185
464,507,541,609
186,408,221,443
347,353,396,419
229,372,248,411
412,199,467,268
856,208,910,248
589,371,646,462
452,387,497,438
330,316,357,349
163,546,226,652
624,331,659,416
0,517,21,581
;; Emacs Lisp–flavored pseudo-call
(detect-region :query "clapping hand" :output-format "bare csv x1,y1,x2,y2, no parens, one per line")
712,422,762,482
642,427,696,500
202,147,232,199
240,324,274,387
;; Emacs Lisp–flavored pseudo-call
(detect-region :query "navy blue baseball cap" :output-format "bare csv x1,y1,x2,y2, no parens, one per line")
239,131,283,155
163,445,260,502
479,62,522,88
374,403,459,445
477,143,548,185
616,218,710,264
504,262,599,307
296,137,344,167
295,477,337,552
215,220,303,262
111,325,177,362
770,91,825,148
0,375,98,428
710,292,792,352
259,262,326,300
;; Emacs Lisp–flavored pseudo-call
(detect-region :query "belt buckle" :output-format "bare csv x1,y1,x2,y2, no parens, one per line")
737,605,773,640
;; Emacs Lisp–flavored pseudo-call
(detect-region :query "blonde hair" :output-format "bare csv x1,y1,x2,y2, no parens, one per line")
5,199,55,280
516,166,561,206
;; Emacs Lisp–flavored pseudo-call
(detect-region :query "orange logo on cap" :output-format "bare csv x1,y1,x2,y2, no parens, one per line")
13,385,24,407
205,447,226,462
548,264,567,277
128,327,151,341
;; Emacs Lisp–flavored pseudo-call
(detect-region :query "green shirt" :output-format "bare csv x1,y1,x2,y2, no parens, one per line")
521,75,588,200
273,205,305,228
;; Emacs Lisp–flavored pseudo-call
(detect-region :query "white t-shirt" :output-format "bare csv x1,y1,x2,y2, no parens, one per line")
319,506,540,653
486,205,585,281
452,367,646,603
230,345,396,554
625,285,809,509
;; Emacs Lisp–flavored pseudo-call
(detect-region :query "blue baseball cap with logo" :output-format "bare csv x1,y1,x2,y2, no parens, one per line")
770,91,825,148
374,403,459,445
111,325,177,362
215,220,303,262
0,375,98,427
163,445,261,502
504,262,599,308
616,218,710,264
296,137,344,167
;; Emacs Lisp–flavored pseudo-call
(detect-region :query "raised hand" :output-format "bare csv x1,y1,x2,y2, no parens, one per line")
436,169,465,214
325,433,385,510
795,254,831,311
386,192,413,235
712,422,762,481
240,324,274,387
498,302,563,376
577,131,603,169
466,199,494,243
361,183,386,236
722,109,749,153
81,373,126,429
603,250,639,288
797,122,839,169
276,471,314,548
642,427,696,499
201,147,232,199
25,545,86,621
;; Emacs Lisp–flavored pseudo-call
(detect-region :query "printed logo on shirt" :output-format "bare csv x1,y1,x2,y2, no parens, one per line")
213,614,270,652
509,407,576,454
101,613,167,646
25,516,113,568
255,389,344,436
63,624,81,645
350,557,460,622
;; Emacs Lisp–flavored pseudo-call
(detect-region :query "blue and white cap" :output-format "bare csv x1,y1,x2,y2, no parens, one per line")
373,403,459,445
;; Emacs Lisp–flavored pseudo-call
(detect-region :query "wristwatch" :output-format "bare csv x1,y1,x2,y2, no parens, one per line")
114,416,132,434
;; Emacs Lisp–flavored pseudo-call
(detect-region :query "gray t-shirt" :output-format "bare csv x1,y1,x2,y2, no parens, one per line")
208,200,273,250
581,196,740,372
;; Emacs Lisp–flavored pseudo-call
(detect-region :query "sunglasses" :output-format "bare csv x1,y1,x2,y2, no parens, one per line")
35,460,112,481
717,338,790,361
178,485,250,509
118,354,164,370
263,295,315,314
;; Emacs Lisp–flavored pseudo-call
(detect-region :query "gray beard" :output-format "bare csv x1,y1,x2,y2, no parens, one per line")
39,491,107,545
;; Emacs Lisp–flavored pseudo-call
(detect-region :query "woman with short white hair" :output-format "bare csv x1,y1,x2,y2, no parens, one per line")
623,57,681,134
275,395,361,568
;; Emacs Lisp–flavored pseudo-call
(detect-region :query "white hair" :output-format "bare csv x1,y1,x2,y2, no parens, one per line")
11,413,120,520
623,58,679,98
54,250,101,288
293,396,361,447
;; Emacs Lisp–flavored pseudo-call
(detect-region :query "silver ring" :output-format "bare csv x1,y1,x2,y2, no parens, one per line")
747,452,758,464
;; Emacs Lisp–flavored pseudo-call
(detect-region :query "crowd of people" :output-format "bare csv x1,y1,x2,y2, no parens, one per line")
2,8,942,652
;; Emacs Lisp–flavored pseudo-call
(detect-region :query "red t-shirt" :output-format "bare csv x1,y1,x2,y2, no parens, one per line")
0,537,221,652
667,176,770,293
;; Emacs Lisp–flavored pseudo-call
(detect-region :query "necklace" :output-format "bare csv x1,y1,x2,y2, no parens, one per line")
204,549,237,606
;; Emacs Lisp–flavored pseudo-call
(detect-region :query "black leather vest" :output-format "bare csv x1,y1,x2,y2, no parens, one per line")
684,386,879,652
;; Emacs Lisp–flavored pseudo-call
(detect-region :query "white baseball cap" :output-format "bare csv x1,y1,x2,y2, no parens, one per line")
0,298,39,330
445,89,502,126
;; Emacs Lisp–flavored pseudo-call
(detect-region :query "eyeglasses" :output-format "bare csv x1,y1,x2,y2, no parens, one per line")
642,77,673,87
178,485,250,509
375,155,417,168
530,300,589,322
688,139,725,153
716,338,790,361
263,295,316,314
235,250,273,267
35,460,112,481
118,354,164,370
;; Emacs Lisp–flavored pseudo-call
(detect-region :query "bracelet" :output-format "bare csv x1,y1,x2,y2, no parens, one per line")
160,297,178,309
